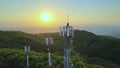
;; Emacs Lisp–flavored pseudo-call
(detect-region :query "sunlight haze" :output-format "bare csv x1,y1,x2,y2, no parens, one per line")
0,0,120,34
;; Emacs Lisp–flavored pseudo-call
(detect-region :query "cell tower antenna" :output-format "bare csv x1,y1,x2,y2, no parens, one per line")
67,14,69,23
60,19,74,68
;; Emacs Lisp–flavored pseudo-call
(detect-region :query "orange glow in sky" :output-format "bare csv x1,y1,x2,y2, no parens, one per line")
0,0,120,33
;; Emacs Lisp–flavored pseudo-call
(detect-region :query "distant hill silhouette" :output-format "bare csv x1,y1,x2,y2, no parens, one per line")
73,30,120,65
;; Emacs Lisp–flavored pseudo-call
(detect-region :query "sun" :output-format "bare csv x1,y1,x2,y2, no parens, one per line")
42,14,51,22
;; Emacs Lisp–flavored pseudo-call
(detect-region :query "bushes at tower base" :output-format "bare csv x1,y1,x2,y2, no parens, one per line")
0,48,118,68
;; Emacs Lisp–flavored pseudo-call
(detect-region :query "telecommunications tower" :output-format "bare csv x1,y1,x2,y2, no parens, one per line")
46,37,53,68
24,46,30,68
60,20,74,68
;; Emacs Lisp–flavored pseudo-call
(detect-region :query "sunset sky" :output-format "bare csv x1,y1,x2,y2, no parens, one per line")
0,0,120,33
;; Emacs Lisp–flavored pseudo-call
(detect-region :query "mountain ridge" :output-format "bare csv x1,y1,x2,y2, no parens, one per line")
0,30,120,68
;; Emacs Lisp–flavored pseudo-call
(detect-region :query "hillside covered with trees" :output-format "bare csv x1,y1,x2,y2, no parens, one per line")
0,30,120,68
